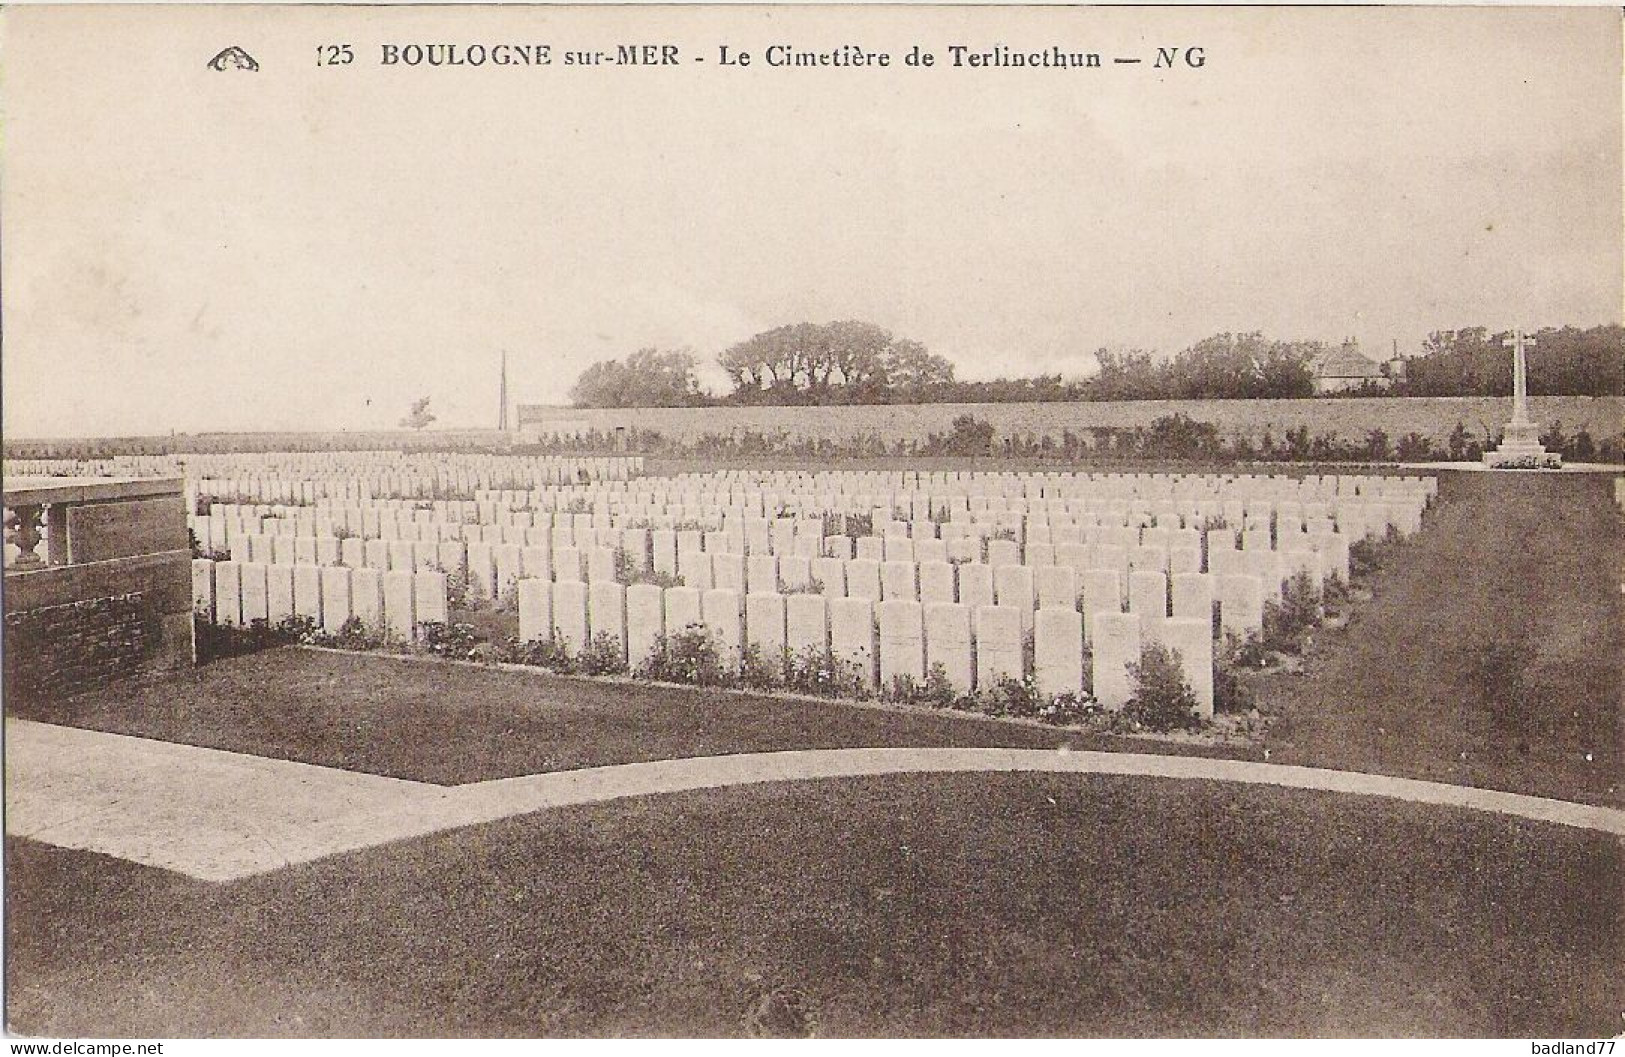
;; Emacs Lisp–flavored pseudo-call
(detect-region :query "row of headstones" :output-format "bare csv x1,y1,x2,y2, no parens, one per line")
216,521,1334,609
203,502,1375,546
516,579,1219,715
202,498,1391,562
220,515,1349,586
465,486,1426,519
438,498,1416,539
186,453,640,476
539,475,1430,498
7,455,643,491
210,533,1275,638
193,560,448,639
197,465,634,503
630,469,1437,497
262,483,1423,524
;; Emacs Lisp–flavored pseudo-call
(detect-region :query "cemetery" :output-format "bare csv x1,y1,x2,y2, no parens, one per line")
4,447,1621,1038
13,456,1435,734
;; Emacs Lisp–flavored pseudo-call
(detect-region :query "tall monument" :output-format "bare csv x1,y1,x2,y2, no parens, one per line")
497,350,510,432
1483,329,1561,468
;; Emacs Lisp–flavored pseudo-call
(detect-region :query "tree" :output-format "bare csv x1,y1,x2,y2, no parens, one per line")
883,338,956,398
569,348,709,408
718,320,941,405
823,320,893,401
718,326,811,402
399,397,435,430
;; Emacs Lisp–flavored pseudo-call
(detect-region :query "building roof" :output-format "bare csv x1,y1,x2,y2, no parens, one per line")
1311,345,1386,380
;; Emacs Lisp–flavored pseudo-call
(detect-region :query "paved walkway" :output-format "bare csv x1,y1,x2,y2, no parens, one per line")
8,719,1624,882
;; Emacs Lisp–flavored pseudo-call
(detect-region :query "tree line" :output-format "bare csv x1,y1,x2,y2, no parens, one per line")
1390,325,1621,398
567,321,1622,407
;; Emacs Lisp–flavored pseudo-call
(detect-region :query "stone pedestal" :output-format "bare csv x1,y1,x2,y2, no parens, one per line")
1483,425,1561,469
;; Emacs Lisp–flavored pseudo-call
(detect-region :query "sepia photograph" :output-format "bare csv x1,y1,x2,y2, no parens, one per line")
1,2,1621,1042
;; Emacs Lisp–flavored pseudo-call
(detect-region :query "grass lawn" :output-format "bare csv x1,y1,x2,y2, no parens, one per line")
11,648,1260,785
1256,470,1623,807
7,772,1620,1038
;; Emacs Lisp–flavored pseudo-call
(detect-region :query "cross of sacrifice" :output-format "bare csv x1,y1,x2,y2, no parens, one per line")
1501,329,1536,426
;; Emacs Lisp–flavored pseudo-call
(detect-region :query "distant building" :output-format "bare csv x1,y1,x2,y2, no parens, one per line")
1310,341,1390,394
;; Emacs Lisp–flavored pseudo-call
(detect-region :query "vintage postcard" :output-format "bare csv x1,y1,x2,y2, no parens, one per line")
1,3,1621,1044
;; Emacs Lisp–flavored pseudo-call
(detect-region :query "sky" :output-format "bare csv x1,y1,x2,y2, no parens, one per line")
2,5,1620,437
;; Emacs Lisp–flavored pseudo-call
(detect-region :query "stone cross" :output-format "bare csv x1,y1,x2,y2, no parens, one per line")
1483,327,1557,465
1501,329,1537,429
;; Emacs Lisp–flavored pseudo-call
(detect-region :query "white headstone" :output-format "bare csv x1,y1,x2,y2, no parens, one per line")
1033,607,1084,698
923,602,973,693
778,555,812,591
881,560,918,602
1163,616,1215,718
1171,572,1214,627
664,586,704,637
589,582,628,660
1128,569,1168,619
553,580,589,653
745,592,787,671
467,542,497,603
957,563,994,611
587,546,618,585
494,544,522,599
986,538,1021,568
413,571,448,626
703,588,744,666
1218,573,1264,639
626,583,665,669
651,530,678,575
192,559,216,622
293,564,323,623
974,605,1024,689
829,596,877,689
1035,565,1078,611
877,599,925,687
811,557,846,597
994,564,1036,631
320,566,352,633
351,569,385,624
919,561,956,605
1091,611,1141,711
239,562,269,624
785,593,829,656
747,555,780,595
554,546,584,583
712,553,747,594
381,570,416,640
845,559,882,601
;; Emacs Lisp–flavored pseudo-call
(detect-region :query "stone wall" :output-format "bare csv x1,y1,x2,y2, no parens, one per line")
3,592,157,704
3,552,195,704
4,477,194,703
516,396,1624,448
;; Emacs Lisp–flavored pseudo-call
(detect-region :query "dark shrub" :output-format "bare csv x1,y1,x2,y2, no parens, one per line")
577,631,629,676
637,624,731,687
1126,641,1201,731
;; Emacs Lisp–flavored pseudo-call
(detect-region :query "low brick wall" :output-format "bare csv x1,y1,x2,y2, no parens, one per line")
4,477,195,703
3,553,194,704
4,592,155,704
